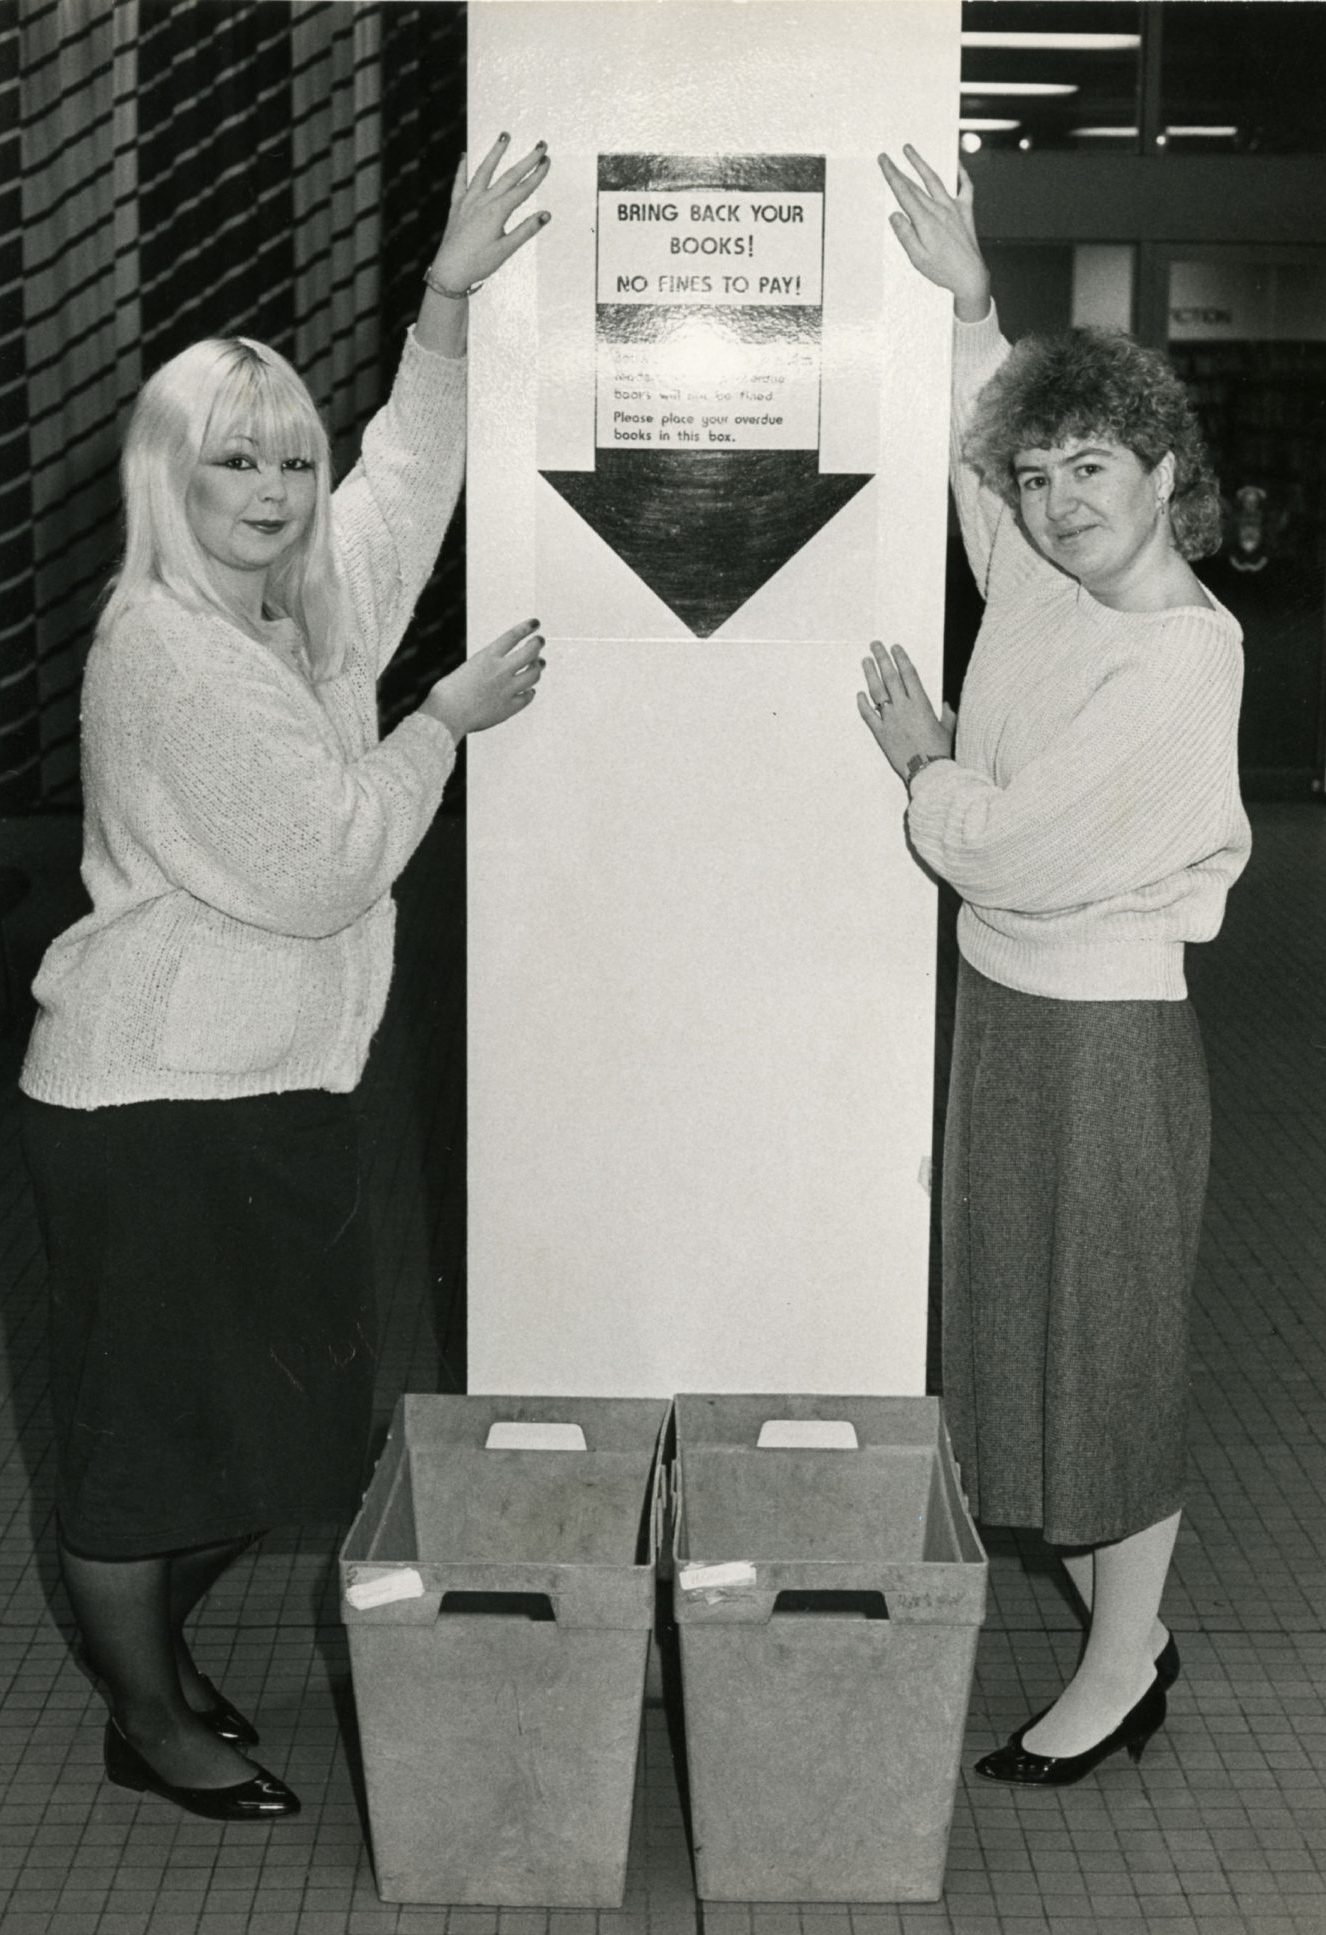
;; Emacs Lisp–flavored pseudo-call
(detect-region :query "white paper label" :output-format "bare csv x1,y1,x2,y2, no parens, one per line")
345,1568,426,1610
679,1560,758,1593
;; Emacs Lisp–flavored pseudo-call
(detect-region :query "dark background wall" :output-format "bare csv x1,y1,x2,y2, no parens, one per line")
1,0,468,812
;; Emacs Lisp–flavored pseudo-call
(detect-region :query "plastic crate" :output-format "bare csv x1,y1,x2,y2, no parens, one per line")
673,1394,986,1902
341,1394,669,1906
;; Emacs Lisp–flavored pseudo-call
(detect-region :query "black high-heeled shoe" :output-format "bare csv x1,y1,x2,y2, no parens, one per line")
193,1675,260,1747
104,1719,300,1820
974,1674,1167,1787
1154,1633,1181,1692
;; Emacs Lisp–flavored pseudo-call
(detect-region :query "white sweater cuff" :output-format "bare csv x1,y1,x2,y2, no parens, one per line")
403,320,467,369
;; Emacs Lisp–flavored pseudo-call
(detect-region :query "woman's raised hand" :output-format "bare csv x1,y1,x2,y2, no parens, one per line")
420,619,546,741
877,146,991,322
430,133,551,295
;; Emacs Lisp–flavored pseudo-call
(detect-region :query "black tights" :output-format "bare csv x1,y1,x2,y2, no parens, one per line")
60,1530,261,1785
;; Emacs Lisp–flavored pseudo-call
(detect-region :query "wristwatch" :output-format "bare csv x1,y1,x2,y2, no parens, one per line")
905,751,941,792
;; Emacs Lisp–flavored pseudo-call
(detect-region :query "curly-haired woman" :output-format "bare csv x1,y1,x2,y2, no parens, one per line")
860,148,1250,1785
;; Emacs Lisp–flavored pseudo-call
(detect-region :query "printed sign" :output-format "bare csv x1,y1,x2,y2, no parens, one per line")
596,178,824,452
540,154,872,636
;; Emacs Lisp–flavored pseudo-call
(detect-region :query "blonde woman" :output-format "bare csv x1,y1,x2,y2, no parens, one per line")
19,136,549,1820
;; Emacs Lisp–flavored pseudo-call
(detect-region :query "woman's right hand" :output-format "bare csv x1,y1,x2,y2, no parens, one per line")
877,147,991,322
420,619,545,740
431,135,551,300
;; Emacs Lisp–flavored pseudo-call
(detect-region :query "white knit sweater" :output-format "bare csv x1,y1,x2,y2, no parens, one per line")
21,329,464,1107
906,308,1251,1001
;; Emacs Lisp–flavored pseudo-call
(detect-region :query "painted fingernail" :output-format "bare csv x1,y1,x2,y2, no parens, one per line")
536,140,547,152
499,131,510,145
539,210,552,224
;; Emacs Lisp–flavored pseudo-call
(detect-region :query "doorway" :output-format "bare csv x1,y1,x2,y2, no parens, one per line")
1166,247,1326,798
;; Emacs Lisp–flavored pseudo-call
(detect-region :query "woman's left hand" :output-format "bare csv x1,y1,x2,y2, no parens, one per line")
857,642,954,785
430,133,551,295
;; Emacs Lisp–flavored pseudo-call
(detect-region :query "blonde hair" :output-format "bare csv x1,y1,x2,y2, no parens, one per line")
101,338,353,679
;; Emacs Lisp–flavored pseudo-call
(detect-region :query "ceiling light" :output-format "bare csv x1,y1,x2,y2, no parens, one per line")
961,82,1079,97
1071,126,1140,139
960,132,983,154
962,32,1140,51
959,119,1021,133
1164,125,1239,138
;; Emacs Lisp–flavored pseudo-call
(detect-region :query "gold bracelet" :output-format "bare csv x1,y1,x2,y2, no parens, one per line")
423,265,484,301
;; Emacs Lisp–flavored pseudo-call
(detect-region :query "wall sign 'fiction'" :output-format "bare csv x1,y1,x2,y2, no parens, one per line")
540,154,873,637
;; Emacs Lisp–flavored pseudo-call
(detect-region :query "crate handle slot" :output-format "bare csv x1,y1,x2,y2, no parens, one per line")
757,1419,859,1449
484,1422,587,1451
438,1591,557,1621
772,1589,889,1620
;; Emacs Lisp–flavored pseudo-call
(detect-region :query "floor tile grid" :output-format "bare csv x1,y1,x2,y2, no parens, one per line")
0,808,1325,1933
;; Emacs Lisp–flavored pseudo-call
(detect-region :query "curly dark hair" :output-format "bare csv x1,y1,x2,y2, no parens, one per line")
962,327,1222,561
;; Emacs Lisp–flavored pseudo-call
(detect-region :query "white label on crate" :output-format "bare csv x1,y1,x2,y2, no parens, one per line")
345,1569,426,1610
757,1419,859,1449
679,1561,758,1593
484,1422,589,1451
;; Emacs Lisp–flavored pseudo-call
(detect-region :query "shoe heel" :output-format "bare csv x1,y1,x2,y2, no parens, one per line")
1125,1686,1168,1763
103,1720,149,1792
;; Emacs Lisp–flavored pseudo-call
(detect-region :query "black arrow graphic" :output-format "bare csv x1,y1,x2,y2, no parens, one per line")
540,153,873,638
541,451,872,638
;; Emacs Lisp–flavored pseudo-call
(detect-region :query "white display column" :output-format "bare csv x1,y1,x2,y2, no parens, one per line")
466,0,959,1396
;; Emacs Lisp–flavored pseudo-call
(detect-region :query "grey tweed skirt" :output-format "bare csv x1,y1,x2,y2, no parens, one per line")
942,959,1210,1547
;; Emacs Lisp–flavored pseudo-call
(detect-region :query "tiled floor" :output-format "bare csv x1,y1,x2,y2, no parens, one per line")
1,802,1325,1934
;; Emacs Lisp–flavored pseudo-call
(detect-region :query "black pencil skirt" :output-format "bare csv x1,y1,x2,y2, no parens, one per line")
941,959,1211,1548
21,1089,377,1559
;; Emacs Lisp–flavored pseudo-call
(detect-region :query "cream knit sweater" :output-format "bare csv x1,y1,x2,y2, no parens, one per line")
21,329,464,1107
907,309,1251,1001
